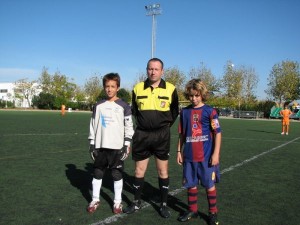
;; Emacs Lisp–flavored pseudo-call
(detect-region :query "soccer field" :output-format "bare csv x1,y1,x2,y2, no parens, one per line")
0,110,299,225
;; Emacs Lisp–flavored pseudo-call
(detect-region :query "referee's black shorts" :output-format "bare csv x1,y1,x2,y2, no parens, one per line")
132,126,170,161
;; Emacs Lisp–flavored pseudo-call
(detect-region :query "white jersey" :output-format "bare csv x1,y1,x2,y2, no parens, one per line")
88,99,134,150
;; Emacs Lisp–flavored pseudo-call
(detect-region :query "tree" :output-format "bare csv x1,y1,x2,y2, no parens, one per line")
38,68,78,108
188,62,221,95
134,71,147,86
118,88,131,103
164,66,186,101
52,72,77,103
73,85,86,103
84,75,102,106
39,67,52,93
221,61,259,109
266,60,300,105
14,78,39,108
32,92,55,109
243,66,259,102
222,61,244,106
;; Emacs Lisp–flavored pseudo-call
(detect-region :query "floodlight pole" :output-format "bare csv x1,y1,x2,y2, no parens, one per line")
145,3,162,58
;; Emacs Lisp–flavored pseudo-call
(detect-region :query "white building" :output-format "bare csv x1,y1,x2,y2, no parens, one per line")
0,82,41,108
0,83,14,108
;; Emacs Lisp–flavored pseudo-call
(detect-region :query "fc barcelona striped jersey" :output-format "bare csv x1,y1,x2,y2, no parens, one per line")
178,104,221,162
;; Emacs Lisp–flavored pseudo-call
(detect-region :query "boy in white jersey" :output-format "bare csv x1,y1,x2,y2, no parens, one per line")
87,73,134,214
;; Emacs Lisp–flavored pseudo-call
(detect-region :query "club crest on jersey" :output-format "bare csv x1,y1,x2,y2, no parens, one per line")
160,101,166,108
193,114,199,122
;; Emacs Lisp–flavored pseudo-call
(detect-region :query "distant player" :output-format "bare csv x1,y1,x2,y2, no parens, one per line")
177,79,221,225
87,73,134,214
61,104,66,116
280,102,293,135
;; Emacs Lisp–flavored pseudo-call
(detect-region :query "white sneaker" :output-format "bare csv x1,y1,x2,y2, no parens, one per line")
113,203,123,214
286,133,288,135
281,132,284,135
87,201,100,213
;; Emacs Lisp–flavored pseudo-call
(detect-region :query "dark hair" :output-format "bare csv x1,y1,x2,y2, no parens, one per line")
102,73,120,87
147,58,164,69
283,102,290,108
184,79,209,102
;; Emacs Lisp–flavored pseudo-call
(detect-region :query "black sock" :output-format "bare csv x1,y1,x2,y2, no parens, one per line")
133,177,144,201
159,177,169,205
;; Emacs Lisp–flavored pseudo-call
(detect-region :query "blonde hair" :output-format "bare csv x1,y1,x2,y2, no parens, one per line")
184,79,209,102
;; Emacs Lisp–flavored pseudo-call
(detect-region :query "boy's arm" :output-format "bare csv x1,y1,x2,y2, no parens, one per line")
211,132,221,166
177,134,184,165
88,109,96,145
120,104,135,161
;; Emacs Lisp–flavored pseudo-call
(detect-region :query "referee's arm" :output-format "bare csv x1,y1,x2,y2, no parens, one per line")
131,90,138,118
170,88,179,127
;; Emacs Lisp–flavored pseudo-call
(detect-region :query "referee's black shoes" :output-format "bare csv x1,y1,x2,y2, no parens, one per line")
123,200,141,214
177,210,198,222
159,203,171,218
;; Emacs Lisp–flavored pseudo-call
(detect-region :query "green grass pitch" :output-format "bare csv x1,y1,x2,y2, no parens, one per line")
0,110,299,225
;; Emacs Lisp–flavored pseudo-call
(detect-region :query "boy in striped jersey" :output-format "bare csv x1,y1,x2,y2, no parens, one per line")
177,79,221,225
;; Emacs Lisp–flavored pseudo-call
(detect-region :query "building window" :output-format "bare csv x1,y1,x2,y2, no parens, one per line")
0,89,8,93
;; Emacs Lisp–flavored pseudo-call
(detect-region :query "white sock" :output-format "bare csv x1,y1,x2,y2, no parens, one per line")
92,178,102,202
114,179,123,204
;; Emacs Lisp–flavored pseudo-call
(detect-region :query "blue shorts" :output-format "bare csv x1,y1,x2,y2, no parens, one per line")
182,161,220,189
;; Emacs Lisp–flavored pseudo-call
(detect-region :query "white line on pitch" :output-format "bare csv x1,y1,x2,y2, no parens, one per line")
90,137,300,225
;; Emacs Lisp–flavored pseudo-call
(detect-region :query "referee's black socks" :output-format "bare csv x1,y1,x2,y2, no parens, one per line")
159,177,169,205
133,177,144,201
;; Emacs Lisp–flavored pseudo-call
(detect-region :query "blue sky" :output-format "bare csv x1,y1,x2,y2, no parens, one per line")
1,0,300,100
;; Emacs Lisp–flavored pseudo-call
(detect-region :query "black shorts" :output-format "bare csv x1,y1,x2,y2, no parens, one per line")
94,148,124,173
132,126,170,161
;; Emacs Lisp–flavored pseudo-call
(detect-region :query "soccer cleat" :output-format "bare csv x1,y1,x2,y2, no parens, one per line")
286,132,289,135
208,212,219,225
281,132,285,135
123,200,141,214
159,203,171,218
177,210,198,222
113,203,123,214
87,201,100,213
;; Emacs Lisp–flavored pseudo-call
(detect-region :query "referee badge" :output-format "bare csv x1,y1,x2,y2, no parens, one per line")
160,101,166,108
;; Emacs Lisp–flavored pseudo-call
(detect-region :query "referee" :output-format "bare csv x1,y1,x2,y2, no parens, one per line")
123,58,179,218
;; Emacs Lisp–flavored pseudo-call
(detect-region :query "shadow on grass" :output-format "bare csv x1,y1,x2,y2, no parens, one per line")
247,129,279,134
65,163,93,203
120,172,194,220
65,163,209,222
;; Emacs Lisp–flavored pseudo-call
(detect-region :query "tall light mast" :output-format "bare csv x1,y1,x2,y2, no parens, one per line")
145,3,162,58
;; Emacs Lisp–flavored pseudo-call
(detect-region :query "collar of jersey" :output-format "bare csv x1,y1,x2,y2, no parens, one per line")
144,78,166,90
